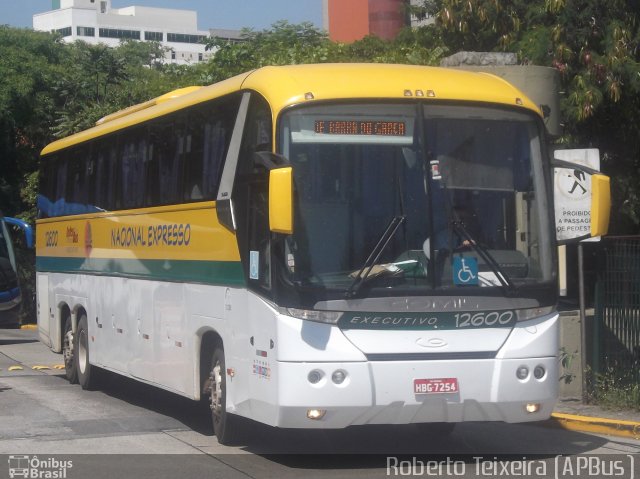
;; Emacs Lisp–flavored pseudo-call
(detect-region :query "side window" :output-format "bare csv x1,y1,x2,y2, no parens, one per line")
119,128,147,209
182,95,240,202
148,116,184,206
107,139,119,210
92,139,114,211
144,131,160,206
54,155,68,216
66,146,89,214
38,156,57,218
236,94,273,293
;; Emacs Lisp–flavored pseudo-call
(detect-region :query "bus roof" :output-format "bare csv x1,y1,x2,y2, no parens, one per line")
41,63,541,156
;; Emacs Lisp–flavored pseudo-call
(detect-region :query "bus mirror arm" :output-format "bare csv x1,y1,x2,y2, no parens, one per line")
253,151,289,171
551,158,600,176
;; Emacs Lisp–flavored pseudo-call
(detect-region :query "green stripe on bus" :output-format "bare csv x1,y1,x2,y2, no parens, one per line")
36,257,246,286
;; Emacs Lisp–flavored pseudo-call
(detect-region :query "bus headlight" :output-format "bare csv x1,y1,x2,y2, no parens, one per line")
516,366,529,380
332,370,347,384
308,369,324,384
534,365,546,379
525,403,541,413
516,306,554,322
286,308,343,324
307,409,326,420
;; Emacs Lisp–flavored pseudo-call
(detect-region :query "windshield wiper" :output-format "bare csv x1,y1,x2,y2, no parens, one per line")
450,219,517,294
345,215,406,298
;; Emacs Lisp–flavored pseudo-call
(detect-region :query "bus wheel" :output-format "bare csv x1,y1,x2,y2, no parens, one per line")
75,314,99,390
415,422,456,436
209,347,243,445
62,316,78,384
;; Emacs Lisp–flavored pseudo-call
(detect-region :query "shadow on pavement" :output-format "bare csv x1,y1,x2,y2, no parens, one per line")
91,369,614,459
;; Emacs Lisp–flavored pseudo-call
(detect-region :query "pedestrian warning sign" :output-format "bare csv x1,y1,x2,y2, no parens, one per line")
553,149,600,242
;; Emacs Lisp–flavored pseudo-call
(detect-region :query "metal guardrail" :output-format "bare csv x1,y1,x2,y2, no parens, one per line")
594,237,640,378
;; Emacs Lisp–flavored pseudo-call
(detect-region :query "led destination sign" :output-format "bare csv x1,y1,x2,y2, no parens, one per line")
314,120,406,136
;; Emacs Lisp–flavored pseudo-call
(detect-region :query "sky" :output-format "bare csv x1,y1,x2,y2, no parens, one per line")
0,0,324,31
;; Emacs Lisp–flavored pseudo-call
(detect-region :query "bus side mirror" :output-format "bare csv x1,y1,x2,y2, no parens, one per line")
252,151,294,235
552,154,611,243
590,173,611,237
269,166,293,234
5,217,34,248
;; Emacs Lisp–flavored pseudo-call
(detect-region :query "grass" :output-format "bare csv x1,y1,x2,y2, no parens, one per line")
587,366,640,411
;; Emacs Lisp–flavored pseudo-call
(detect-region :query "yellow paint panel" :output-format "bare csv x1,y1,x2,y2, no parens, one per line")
591,174,611,237
36,202,240,262
242,64,542,120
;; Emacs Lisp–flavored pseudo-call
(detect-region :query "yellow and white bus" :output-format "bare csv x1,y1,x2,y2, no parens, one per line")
36,64,609,444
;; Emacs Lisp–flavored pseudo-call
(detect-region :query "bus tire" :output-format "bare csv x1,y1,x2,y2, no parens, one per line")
209,346,243,445
415,422,456,436
76,314,99,390
62,316,78,384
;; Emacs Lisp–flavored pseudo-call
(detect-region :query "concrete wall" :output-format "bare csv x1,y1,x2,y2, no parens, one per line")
441,52,561,137
558,310,593,400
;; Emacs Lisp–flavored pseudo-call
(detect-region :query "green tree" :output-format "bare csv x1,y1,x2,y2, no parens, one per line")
410,0,640,232
51,40,202,138
202,21,446,82
0,27,66,217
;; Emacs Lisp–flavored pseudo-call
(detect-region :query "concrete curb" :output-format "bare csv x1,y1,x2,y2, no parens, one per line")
547,412,640,440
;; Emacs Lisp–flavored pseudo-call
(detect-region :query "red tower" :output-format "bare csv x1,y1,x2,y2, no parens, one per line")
325,0,370,43
368,0,406,40
324,0,408,43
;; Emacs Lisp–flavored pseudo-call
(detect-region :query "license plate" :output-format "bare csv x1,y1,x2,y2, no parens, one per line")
414,378,459,394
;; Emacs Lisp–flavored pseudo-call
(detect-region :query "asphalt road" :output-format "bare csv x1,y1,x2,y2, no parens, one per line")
1,328,639,479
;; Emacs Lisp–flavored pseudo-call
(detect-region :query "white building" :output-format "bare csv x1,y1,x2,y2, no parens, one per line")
33,0,215,64
409,0,435,28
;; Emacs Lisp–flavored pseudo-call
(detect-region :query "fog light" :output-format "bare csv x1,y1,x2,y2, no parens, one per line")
525,403,541,413
534,366,546,379
516,366,529,380
332,370,347,384
307,409,326,420
308,369,323,384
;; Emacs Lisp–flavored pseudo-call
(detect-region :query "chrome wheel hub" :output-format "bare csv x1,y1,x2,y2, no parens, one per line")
209,362,222,418
63,329,74,365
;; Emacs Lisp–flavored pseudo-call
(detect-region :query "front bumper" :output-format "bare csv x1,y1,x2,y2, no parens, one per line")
269,356,557,428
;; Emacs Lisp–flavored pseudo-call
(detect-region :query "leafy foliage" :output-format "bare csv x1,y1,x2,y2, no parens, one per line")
410,0,640,232
202,21,446,83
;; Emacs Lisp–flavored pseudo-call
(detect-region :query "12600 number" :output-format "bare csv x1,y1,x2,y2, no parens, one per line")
455,311,514,328
45,230,58,247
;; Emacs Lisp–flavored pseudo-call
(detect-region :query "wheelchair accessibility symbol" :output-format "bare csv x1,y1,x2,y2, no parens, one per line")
453,257,478,286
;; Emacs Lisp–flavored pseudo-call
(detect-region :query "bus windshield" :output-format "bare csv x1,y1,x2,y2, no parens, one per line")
279,102,553,297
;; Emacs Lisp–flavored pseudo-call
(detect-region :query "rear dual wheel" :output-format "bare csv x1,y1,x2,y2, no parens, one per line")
209,346,244,445
62,316,78,384
75,314,100,390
